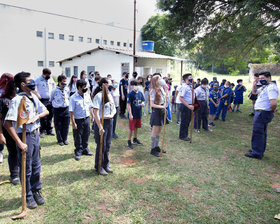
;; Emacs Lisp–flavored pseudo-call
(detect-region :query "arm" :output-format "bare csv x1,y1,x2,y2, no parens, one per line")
4,120,27,151
70,112,77,129
270,99,277,112
90,108,95,122
26,109,49,124
93,109,104,135
180,96,194,111
220,94,229,100
32,90,41,99
121,85,125,100
0,119,6,144
251,79,258,95
150,100,165,109
127,103,133,120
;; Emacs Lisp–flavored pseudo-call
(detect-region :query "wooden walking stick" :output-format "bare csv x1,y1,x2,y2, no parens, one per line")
98,84,105,175
160,97,168,158
190,81,194,143
12,96,29,220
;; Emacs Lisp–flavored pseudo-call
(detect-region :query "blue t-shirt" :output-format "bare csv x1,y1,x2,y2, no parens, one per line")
234,84,244,98
127,90,145,119
119,78,128,97
144,80,150,91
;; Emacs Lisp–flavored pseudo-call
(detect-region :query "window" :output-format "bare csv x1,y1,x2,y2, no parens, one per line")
95,39,100,44
74,66,78,76
69,35,74,41
79,36,83,42
123,42,127,47
36,31,43,37
59,34,64,40
110,41,114,46
117,42,120,46
87,38,92,43
37,61,44,67
48,32,54,39
103,40,107,45
49,61,55,67
65,67,71,77
130,43,133,48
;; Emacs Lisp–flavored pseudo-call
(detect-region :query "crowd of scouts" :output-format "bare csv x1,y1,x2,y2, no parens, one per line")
0,68,278,210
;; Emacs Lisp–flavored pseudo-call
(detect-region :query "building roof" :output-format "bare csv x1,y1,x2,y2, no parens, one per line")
57,46,185,63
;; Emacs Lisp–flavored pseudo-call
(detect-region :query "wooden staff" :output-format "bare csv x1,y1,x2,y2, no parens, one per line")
190,81,194,143
98,84,105,175
160,97,168,157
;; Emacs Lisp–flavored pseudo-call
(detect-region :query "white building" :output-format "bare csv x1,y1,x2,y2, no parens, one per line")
58,46,184,80
0,3,142,78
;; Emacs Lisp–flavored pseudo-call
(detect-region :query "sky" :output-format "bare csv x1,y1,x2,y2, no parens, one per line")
0,0,160,30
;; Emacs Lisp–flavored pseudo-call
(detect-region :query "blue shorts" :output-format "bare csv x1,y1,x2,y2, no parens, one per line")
234,97,243,105
209,103,217,115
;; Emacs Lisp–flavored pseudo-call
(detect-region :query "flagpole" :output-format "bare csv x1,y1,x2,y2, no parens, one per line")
133,0,136,72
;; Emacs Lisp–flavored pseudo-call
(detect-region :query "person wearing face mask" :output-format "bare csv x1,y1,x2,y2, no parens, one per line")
209,83,220,127
232,79,246,112
144,75,152,115
128,71,138,92
119,72,129,119
69,79,94,161
4,72,49,209
248,73,261,116
51,75,70,146
214,81,232,121
111,81,120,139
194,78,212,132
68,75,78,96
245,71,279,160
127,81,145,149
179,73,195,141
34,68,56,138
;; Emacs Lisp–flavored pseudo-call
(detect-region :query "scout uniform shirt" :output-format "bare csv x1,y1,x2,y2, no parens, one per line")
51,87,70,108
179,83,194,105
255,82,279,111
69,92,93,119
195,86,209,101
93,92,116,118
35,76,56,99
5,92,46,133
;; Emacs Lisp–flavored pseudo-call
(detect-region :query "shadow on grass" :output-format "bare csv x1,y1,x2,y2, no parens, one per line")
0,197,21,213
41,153,74,165
40,140,60,148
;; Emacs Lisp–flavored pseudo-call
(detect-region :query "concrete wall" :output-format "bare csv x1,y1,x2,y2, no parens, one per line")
136,58,170,77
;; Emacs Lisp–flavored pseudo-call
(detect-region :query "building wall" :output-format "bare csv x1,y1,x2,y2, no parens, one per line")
136,58,170,77
0,4,141,78
61,50,133,81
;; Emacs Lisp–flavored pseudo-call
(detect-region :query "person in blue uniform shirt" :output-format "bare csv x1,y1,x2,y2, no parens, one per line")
179,73,194,141
248,73,261,116
4,72,49,209
69,79,94,161
214,81,232,121
209,77,219,87
233,79,246,112
219,79,226,91
194,78,212,132
34,68,56,138
51,74,70,146
245,71,279,160
92,78,116,175
209,83,220,127
119,72,129,119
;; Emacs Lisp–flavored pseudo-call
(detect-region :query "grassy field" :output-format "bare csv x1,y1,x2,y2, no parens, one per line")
0,74,280,223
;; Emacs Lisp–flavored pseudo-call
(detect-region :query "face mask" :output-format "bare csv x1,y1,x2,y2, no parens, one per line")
148,78,151,81
224,85,229,88
260,79,267,85
160,79,166,86
201,85,206,89
26,80,36,91
188,78,193,83
113,83,118,89
45,75,50,80
61,82,66,88
73,78,77,82
82,88,88,93
125,75,129,79
133,86,138,92
239,82,243,85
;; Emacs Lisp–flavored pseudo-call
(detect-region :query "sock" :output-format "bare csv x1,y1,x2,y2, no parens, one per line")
237,105,240,110
151,137,156,149
155,136,160,147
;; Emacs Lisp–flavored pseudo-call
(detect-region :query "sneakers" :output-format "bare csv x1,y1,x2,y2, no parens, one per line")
127,140,133,149
150,148,160,157
132,138,143,145
99,168,108,176
244,152,262,160
74,155,81,161
180,137,190,141
64,141,69,145
112,133,118,139
27,198,37,209
176,121,181,125
209,122,216,127
58,142,64,146
47,132,55,136
205,129,213,132
237,110,242,113
155,146,166,154
105,167,113,173
40,133,45,138
82,151,93,156
10,177,20,185
33,190,45,205
0,152,3,163
249,113,255,117
194,129,200,133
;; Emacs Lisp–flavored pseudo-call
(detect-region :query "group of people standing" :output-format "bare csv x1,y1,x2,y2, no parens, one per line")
0,69,278,210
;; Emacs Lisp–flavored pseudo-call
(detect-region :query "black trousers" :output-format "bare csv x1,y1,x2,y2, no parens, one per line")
73,117,90,156
53,107,70,143
40,99,53,134
119,96,127,116
113,107,119,134
194,101,209,130
94,119,113,170
179,104,192,139
3,128,19,179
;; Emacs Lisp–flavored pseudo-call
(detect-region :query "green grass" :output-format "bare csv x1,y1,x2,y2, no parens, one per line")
0,75,280,223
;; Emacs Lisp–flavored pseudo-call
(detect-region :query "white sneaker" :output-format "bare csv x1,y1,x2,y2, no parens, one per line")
0,152,3,164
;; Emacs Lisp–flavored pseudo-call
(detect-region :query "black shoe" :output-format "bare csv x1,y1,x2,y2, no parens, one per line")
82,151,93,156
58,142,64,146
132,138,143,145
249,113,255,117
155,146,166,153
27,198,37,209
64,141,69,145
74,155,81,161
10,177,20,185
104,167,113,173
248,149,253,153
47,132,55,136
150,148,160,157
127,140,133,149
112,133,118,139
214,117,218,120
33,190,45,205
222,119,225,122
40,133,45,138
244,152,262,160
180,137,190,141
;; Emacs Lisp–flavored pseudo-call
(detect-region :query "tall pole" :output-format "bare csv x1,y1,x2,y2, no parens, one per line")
133,0,136,72
44,27,47,68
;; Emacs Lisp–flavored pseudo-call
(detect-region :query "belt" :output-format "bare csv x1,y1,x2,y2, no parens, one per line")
76,116,89,120
255,110,272,112
198,100,207,102
41,98,50,100
19,128,38,135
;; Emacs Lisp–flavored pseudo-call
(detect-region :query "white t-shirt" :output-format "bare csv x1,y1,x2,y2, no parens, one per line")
175,85,182,104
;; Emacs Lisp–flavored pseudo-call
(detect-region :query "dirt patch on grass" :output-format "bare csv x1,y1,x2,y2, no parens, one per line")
118,119,127,129
120,157,137,166
270,182,280,189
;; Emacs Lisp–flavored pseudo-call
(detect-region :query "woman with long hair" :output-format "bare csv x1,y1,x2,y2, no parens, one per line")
68,75,78,96
92,78,116,175
0,77,20,184
149,73,167,157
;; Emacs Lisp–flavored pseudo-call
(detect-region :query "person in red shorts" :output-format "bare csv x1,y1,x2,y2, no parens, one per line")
127,80,145,149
